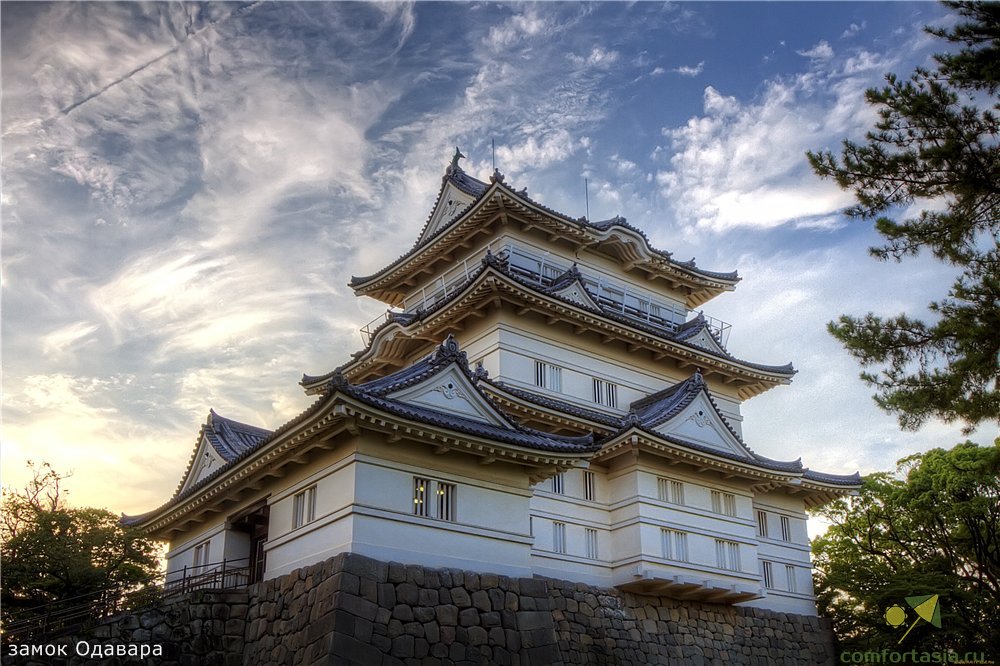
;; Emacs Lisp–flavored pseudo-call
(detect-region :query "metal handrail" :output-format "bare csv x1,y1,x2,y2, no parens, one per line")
1,557,251,644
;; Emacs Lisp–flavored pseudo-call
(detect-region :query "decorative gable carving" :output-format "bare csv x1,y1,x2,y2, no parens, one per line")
418,181,476,244
682,328,727,355
387,366,510,427
179,436,227,494
651,392,751,460
549,281,601,310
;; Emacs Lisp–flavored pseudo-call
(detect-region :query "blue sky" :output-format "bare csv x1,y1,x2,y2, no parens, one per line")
3,2,993,516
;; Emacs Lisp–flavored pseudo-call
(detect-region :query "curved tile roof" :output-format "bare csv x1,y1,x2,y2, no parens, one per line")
204,409,272,461
313,254,794,389
350,158,739,289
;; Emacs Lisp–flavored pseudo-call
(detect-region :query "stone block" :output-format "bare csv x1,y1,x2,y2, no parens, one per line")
379,582,397,608
436,604,458,626
450,587,471,608
414,606,436,623
330,630,384,665
468,626,488,646
422,621,440,644
516,611,552,632
505,591,520,612
403,621,424,637
471,590,491,612
388,561,407,583
405,565,425,587
418,588,439,607
459,607,479,627
519,578,547,598
397,582,419,606
392,634,415,658
393,604,414,621
360,577,379,604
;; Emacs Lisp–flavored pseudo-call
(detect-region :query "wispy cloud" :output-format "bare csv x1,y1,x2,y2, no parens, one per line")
797,40,834,61
672,61,705,77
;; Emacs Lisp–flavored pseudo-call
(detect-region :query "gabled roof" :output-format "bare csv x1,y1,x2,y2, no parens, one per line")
307,251,794,395
203,409,272,461
349,158,740,308
327,335,597,454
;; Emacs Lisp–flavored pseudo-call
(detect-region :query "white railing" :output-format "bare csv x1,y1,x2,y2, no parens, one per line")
357,239,732,348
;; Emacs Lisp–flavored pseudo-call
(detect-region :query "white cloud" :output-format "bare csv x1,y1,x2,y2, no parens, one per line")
655,50,895,232
672,61,705,77
797,40,834,61
841,21,867,39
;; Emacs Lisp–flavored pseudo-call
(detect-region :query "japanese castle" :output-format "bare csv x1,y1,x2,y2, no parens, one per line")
126,150,860,616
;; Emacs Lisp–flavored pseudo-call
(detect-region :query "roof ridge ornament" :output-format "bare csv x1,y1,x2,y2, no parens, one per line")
623,410,642,428
473,361,490,383
490,168,505,184
433,334,468,365
447,147,466,175
327,369,350,391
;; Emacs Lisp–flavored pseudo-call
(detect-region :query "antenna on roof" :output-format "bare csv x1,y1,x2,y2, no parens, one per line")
585,177,590,221
491,138,496,171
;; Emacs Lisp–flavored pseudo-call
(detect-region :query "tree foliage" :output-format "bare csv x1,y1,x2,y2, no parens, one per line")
0,462,162,624
808,1,1000,433
811,441,1000,653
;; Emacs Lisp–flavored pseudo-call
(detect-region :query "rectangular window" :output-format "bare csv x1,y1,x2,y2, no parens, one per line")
292,486,317,528
583,471,596,501
657,478,685,504
585,528,598,559
711,490,737,517
414,476,455,521
553,522,567,554
552,473,564,494
413,477,431,517
592,378,618,408
762,560,774,588
193,540,210,570
661,529,689,562
756,510,769,538
436,482,456,522
534,361,562,392
780,515,792,541
786,565,797,593
715,539,740,571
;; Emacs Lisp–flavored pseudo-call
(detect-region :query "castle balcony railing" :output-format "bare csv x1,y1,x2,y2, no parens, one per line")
359,240,731,348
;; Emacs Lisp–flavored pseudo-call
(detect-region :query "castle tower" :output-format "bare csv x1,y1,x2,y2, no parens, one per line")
127,151,859,615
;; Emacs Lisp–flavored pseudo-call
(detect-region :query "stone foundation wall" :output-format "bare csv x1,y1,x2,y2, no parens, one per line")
4,553,835,665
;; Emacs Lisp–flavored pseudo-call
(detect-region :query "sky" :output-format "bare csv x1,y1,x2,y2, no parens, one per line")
3,1,996,520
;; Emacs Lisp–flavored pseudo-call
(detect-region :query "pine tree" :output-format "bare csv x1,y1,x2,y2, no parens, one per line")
808,2,1000,433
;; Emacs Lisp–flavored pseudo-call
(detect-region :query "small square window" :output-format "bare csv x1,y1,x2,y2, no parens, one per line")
715,539,740,571
592,378,619,408
661,529,688,562
711,491,737,517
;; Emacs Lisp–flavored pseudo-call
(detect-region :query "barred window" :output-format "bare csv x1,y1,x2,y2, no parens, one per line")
293,486,317,528
711,490,737,517
661,529,689,562
553,522,567,554
786,565,797,593
585,528,599,559
583,471,596,501
592,378,618,408
414,477,456,522
534,361,562,392
552,473,564,494
780,515,792,541
756,510,769,538
762,560,775,588
715,539,740,571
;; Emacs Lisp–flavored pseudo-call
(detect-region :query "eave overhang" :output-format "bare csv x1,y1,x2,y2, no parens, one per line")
593,428,859,507
314,264,793,399
127,390,593,538
350,181,739,309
